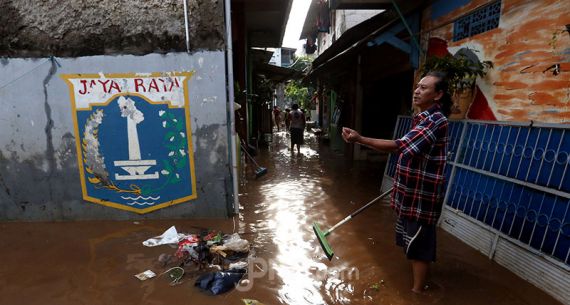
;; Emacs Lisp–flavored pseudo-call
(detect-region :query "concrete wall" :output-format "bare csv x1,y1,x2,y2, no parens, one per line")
343,10,381,30
0,0,224,57
0,52,233,220
319,10,382,56
422,0,570,123
333,10,381,41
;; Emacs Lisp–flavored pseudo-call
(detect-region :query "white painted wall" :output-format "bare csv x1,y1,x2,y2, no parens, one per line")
317,10,383,56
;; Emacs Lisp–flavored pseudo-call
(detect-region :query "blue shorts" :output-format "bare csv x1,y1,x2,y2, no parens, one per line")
395,217,437,262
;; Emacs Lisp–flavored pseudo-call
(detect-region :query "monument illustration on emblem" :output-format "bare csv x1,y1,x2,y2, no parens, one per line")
63,72,197,213
113,96,159,180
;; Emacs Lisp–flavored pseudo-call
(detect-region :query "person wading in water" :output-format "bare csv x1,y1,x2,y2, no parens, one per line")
342,71,451,293
288,103,306,154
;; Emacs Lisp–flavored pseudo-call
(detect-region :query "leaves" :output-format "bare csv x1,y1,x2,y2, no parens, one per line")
175,120,184,131
166,143,181,151
171,173,181,183
420,52,493,95
162,159,173,173
285,80,311,109
175,156,187,169
289,55,313,72
164,131,177,142
88,176,100,184
156,110,188,187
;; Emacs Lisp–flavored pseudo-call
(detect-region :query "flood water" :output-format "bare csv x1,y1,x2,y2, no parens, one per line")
0,131,563,305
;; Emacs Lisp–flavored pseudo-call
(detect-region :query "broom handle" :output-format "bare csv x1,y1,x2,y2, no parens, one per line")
325,188,393,235
240,143,261,168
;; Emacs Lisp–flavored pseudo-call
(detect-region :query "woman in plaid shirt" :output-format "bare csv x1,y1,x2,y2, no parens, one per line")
342,71,450,293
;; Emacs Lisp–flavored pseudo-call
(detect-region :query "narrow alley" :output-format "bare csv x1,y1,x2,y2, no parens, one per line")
1,1,569,304
0,131,562,305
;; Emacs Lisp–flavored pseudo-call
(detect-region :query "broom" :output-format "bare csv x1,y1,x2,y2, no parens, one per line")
240,143,268,178
313,187,393,260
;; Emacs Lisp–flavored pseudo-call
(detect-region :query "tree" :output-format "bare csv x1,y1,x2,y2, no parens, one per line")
282,55,315,110
284,79,310,110
288,55,313,73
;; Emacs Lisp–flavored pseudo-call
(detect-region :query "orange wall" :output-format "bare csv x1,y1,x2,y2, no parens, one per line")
422,0,570,123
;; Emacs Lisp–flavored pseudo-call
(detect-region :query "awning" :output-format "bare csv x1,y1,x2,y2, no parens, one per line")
254,63,302,83
306,0,426,78
233,0,294,48
249,48,302,83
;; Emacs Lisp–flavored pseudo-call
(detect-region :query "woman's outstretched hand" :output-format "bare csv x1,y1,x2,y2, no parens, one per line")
342,127,361,143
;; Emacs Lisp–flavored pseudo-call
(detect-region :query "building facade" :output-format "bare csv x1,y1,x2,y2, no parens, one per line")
302,0,569,302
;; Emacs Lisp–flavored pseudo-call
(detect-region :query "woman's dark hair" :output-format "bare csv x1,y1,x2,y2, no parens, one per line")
292,104,299,110
426,71,452,117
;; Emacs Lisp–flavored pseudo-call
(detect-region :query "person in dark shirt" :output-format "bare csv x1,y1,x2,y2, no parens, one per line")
342,71,451,293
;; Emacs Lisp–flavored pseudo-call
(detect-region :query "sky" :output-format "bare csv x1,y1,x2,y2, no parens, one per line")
282,0,312,51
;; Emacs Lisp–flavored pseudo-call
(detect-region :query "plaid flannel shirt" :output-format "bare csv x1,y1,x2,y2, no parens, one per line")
392,104,448,225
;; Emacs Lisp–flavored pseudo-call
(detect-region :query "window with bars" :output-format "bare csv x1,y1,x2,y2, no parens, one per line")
453,0,502,42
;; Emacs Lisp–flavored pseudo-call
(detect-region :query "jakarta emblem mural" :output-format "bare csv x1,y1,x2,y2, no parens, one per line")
61,72,197,213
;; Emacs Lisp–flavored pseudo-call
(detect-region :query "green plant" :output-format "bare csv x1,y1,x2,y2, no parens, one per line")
284,79,311,109
420,52,493,95
289,55,313,73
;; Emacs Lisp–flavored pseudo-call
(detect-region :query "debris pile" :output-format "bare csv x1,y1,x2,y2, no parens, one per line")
138,226,251,295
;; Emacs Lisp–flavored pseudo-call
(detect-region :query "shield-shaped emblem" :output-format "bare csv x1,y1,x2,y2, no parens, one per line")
61,72,197,213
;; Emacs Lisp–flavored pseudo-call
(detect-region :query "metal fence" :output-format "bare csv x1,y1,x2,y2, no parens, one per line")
384,117,570,266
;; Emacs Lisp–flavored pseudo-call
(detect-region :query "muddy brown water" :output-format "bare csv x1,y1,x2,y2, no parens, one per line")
0,132,563,305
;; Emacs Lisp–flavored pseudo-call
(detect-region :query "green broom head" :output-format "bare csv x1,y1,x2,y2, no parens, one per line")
255,167,268,178
312,222,334,260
